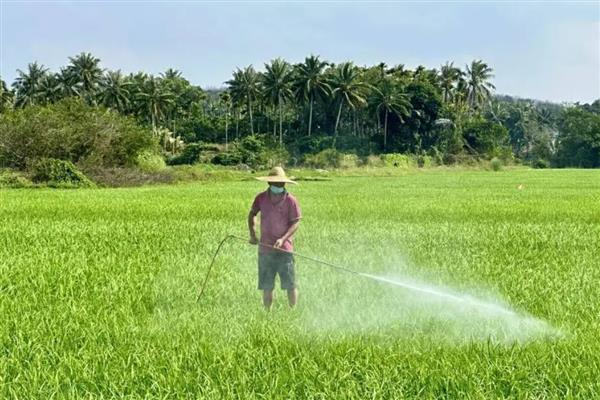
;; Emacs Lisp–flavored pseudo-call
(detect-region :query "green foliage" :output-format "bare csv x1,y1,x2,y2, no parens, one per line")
0,98,156,169
211,151,243,166
135,151,166,172
382,153,416,168
462,118,510,156
417,154,434,168
364,155,385,167
6,52,599,169
555,107,600,168
167,143,204,165
339,153,360,169
490,157,503,171
210,135,289,169
30,158,94,187
0,169,32,188
304,149,344,169
532,158,550,169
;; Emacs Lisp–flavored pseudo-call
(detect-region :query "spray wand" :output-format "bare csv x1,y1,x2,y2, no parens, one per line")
196,234,518,317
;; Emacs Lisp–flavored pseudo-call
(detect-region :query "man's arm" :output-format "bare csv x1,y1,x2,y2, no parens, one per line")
274,219,300,249
248,209,259,244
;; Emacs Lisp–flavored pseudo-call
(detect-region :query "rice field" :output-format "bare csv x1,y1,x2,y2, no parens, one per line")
1,168,599,399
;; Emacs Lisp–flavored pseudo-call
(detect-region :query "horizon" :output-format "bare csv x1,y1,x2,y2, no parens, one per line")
1,1,599,104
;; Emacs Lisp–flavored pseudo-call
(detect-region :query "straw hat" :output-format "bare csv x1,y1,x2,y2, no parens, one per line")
256,167,297,184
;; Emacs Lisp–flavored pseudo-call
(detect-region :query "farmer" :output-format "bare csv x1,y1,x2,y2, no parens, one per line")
248,167,301,310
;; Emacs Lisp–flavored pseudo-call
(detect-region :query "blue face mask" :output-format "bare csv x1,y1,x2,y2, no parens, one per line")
269,185,285,194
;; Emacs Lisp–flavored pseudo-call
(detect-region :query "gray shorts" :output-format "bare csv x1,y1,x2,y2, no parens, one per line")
258,252,296,291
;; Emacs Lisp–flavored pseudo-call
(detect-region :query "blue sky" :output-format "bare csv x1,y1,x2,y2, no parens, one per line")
1,1,599,103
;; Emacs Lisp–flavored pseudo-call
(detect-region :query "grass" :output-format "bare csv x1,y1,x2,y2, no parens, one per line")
1,168,599,398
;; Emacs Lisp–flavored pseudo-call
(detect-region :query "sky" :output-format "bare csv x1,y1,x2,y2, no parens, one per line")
1,1,599,103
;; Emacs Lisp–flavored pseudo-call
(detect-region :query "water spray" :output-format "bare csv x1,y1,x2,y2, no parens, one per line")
196,235,516,317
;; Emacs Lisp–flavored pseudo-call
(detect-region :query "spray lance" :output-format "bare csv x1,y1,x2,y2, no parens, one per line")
196,234,516,317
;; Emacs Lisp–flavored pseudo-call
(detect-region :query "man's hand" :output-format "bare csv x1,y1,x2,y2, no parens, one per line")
273,238,285,249
249,235,258,245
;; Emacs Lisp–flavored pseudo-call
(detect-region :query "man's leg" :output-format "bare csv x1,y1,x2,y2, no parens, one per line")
263,290,274,310
287,288,297,308
258,253,276,310
278,253,297,308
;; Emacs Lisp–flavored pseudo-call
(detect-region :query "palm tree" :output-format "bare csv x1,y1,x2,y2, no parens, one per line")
136,76,174,132
329,62,370,145
160,68,183,80
98,70,132,112
127,72,150,115
226,66,261,135
55,67,80,98
439,62,462,103
67,52,103,101
372,79,411,150
12,62,48,107
262,58,293,145
37,74,61,104
293,55,330,136
465,60,495,110
0,78,14,112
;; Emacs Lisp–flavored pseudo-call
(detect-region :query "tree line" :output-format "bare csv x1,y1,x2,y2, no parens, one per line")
1,52,598,167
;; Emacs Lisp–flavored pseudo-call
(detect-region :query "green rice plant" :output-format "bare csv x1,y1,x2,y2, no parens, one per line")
0,169,599,398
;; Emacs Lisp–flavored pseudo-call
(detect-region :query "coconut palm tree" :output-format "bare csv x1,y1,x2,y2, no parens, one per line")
372,79,411,150
160,68,183,80
136,76,174,132
67,52,103,101
329,62,370,145
226,66,261,135
55,67,80,98
293,55,331,136
439,62,462,103
0,78,14,112
465,60,495,110
37,74,62,104
262,58,293,145
98,70,132,112
12,62,48,107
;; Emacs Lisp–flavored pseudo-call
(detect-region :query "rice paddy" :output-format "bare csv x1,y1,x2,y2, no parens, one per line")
1,168,599,398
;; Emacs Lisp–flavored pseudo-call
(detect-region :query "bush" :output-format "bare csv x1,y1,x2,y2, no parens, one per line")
490,157,503,171
136,151,166,172
417,155,434,168
462,118,510,156
304,149,343,169
211,151,243,166
532,159,549,169
30,158,94,188
339,154,359,169
0,98,156,170
260,147,290,169
382,153,416,168
0,169,32,188
210,135,288,169
167,143,204,165
364,155,384,167
554,107,600,168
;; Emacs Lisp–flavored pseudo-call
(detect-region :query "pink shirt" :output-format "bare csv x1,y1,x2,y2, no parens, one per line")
251,190,302,253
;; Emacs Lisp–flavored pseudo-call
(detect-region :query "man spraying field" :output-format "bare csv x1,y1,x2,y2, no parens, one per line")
248,167,301,310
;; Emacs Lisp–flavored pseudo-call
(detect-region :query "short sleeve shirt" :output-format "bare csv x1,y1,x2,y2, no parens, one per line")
251,190,301,253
